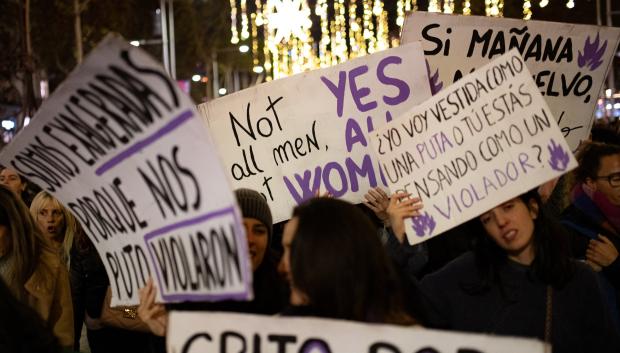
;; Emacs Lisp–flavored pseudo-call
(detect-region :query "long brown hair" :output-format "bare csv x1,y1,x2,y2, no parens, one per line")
290,198,415,325
0,185,49,299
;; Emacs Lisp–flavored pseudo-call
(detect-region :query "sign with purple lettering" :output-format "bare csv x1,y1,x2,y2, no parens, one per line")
369,50,577,245
0,35,251,306
401,12,620,152
168,312,546,353
199,42,431,223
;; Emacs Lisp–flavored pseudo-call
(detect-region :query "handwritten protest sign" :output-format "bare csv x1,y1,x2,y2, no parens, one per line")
198,42,431,223
369,50,577,245
0,35,251,305
168,312,546,353
401,12,620,151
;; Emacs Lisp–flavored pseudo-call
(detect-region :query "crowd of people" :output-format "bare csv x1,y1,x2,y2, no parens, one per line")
0,130,619,353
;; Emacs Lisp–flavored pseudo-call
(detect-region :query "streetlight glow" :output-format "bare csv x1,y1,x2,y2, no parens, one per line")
253,65,264,74
130,40,140,46
218,88,227,95
2,120,15,130
239,44,250,53
192,74,201,82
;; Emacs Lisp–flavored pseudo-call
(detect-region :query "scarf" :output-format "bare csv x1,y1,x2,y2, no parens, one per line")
570,184,620,237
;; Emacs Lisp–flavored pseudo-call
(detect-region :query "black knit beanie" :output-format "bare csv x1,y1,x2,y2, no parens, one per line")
234,188,273,242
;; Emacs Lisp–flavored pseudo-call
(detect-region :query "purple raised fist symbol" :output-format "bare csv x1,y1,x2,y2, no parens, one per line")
425,60,443,96
547,139,570,172
578,33,607,71
411,212,436,237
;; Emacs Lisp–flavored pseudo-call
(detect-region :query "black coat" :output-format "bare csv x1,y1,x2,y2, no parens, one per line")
420,252,620,353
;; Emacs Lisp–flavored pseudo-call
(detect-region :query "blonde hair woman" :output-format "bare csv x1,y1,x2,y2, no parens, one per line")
30,191,76,265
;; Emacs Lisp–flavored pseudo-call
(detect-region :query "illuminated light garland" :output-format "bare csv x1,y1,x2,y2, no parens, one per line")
406,0,416,12
428,0,441,13
463,0,472,15
443,0,455,14
523,0,532,20
230,0,239,44
375,0,389,51
363,0,377,53
397,0,405,27
241,0,250,40
317,0,330,67
262,3,273,79
255,0,264,26
334,0,348,63
349,1,363,57
251,13,259,66
232,0,577,80
253,0,262,68
485,0,503,17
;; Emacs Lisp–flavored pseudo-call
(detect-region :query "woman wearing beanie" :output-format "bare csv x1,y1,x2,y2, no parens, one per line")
138,188,288,339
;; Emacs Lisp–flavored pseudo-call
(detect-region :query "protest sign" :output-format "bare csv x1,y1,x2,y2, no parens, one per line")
369,50,577,245
0,35,251,305
167,311,546,353
198,42,431,223
401,12,620,151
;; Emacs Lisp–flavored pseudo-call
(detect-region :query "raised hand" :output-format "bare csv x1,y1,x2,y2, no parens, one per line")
363,187,391,226
137,278,168,337
386,192,424,244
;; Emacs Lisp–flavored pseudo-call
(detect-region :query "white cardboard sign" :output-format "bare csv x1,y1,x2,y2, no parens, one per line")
369,50,577,245
401,12,620,152
167,312,546,353
198,42,431,223
0,36,251,305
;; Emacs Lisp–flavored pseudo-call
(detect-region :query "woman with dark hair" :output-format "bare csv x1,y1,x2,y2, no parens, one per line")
406,190,620,353
0,185,73,349
280,197,415,325
0,167,27,201
0,167,39,206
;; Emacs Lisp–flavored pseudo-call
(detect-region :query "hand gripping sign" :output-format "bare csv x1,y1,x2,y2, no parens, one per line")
369,50,577,245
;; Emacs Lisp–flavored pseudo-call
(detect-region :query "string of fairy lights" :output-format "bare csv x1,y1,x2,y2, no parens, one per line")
229,0,577,79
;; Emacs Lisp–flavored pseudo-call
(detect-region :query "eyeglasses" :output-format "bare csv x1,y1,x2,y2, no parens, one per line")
596,172,620,188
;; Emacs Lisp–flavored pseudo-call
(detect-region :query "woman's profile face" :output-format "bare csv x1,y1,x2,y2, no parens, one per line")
0,169,25,198
243,217,268,271
479,197,538,264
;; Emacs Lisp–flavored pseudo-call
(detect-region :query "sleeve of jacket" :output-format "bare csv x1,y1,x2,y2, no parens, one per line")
50,263,75,349
578,265,620,353
603,257,620,289
69,248,85,350
382,227,428,278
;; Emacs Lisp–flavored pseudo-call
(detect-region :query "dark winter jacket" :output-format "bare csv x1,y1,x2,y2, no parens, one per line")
420,252,620,353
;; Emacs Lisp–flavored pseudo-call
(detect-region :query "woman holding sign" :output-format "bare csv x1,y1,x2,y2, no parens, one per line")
0,185,74,349
392,190,620,353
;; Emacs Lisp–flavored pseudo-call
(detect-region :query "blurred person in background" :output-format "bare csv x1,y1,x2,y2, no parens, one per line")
0,185,73,349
